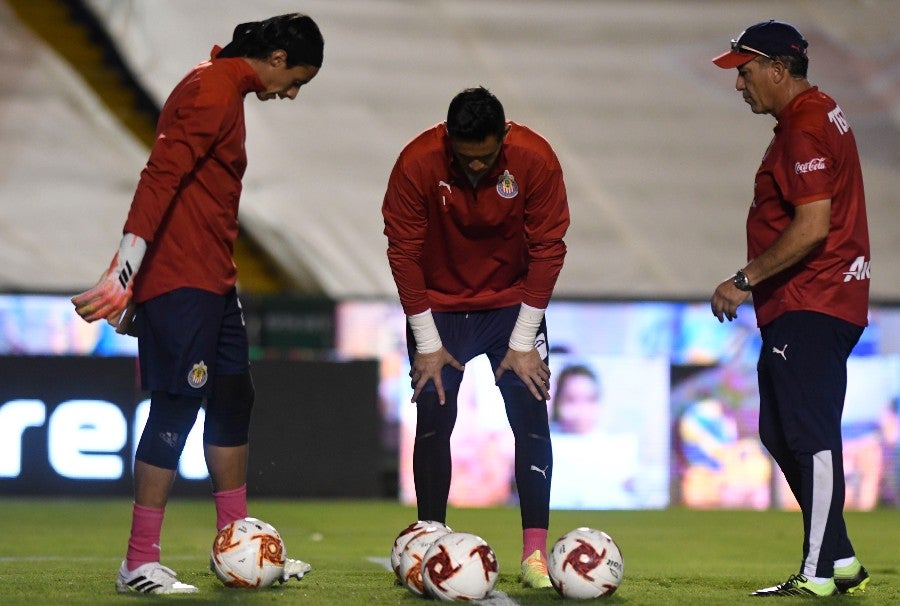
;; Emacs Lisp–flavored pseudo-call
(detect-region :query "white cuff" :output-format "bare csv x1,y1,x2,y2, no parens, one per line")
408,309,442,354
508,303,545,352
114,233,147,289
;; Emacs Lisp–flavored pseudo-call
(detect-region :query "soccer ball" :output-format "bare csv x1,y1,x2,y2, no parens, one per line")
211,517,285,589
390,520,452,582
548,527,624,599
422,532,498,601
398,524,452,595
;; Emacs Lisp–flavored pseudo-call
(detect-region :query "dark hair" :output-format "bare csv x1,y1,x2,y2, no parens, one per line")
446,86,506,142
551,364,601,423
769,53,808,79
218,13,323,68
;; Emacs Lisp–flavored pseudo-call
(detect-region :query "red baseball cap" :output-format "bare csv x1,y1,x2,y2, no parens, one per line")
713,20,808,68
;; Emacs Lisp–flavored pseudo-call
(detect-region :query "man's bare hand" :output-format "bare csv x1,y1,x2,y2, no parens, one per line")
711,278,751,323
494,348,550,400
410,347,464,405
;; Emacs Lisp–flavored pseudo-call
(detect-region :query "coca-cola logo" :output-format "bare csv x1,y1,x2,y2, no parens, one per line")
795,157,826,174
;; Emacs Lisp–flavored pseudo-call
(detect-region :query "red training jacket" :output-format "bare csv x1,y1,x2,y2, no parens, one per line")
123,46,264,303
383,121,570,315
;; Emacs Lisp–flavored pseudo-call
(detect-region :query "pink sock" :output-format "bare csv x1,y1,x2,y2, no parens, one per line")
126,503,164,571
213,484,248,530
523,527,548,561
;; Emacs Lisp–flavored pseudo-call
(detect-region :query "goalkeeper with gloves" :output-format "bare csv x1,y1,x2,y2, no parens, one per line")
72,13,323,595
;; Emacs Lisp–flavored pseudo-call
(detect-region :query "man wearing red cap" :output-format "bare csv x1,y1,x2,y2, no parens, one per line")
709,20,871,598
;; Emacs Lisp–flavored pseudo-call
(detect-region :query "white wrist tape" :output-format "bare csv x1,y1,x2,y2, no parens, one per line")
508,303,545,352
408,309,442,354
114,232,147,290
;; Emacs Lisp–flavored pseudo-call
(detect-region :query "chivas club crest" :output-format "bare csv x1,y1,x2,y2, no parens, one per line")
187,360,208,389
496,170,519,198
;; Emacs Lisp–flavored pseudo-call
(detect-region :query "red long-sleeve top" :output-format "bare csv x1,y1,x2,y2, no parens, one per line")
383,121,569,315
123,47,264,303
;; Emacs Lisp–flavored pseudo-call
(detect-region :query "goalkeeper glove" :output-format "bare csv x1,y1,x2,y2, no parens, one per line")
72,233,146,330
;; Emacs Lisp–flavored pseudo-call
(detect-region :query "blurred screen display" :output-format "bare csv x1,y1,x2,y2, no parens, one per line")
4,294,897,508
336,299,900,510
0,294,137,356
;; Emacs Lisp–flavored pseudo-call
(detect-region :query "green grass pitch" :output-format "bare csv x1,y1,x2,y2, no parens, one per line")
0,498,896,604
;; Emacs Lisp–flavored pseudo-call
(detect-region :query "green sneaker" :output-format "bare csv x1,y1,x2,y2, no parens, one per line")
750,574,837,597
834,560,870,594
521,550,553,589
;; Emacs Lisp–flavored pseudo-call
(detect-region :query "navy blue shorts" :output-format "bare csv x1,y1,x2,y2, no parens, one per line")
406,305,550,393
134,287,249,397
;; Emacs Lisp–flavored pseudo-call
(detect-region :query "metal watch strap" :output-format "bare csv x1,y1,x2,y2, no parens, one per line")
733,269,752,291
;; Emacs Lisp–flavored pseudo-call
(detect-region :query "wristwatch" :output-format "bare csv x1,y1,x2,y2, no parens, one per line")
733,269,752,292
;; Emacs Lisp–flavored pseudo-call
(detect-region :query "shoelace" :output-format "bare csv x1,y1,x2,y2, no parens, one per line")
779,574,806,588
525,556,548,574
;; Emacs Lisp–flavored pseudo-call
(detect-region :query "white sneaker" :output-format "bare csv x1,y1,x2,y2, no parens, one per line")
116,561,199,594
280,557,312,583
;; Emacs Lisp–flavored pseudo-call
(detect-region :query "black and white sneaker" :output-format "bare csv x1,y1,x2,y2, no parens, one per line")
116,561,198,594
750,574,837,597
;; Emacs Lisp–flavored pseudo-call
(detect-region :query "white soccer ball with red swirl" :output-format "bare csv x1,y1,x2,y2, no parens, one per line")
211,517,285,589
422,532,499,601
390,520,452,582
548,527,624,599
398,525,452,596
